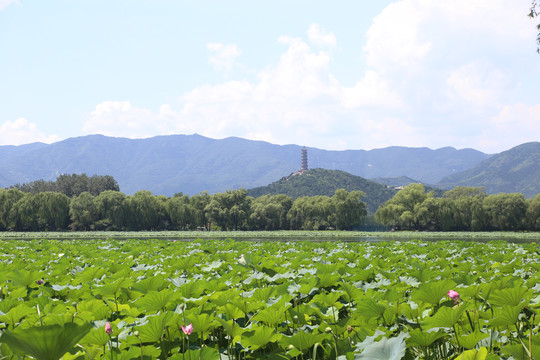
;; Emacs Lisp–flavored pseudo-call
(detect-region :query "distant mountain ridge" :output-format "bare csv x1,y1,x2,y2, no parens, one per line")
0,134,492,196
437,142,540,197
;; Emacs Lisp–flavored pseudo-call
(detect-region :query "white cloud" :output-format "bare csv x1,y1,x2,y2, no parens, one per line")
0,0,17,11
82,4,539,153
0,118,60,145
341,70,402,109
206,43,242,72
83,101,176,138
307,24,337,47
487,103,540,149
446,61,507,107
84,31,400,150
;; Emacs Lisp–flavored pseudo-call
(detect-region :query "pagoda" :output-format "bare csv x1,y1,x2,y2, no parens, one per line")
301,147,308,172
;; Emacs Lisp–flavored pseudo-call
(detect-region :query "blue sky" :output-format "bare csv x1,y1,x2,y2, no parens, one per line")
1,0,539,153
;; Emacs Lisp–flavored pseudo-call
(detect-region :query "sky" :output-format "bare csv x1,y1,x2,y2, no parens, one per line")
1,0,539,153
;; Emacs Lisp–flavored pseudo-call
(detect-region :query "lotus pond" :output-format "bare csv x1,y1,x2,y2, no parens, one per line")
1,236,540,359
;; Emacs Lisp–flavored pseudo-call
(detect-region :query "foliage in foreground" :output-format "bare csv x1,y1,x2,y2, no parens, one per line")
0,238,540,359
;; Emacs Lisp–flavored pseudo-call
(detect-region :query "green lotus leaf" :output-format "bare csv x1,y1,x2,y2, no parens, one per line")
411,279,457,305
76,299,112,321
451,347,488,360
279,331,329,353
406,328,446,347
1,322,92,360
216,318,244,345
229,299,264,314
354,298,388,320
185,312,217,339
171,346,219,360
317,273,341,288
115,345,161,360
310,292,343,307
176,280,206,299
0,303,35,327
457,331,489,349
423,305,466,329
6,269,44,288
219,303,245,320
488,286,530,307
135,288,176,313
80,325,110,347
137,311,175,343
93,278,132,297
488,305,522,326
241,324,281,351
501,343,540,360
75,266,106,284
253,307,285,325
9,287,28,299
131,274,166,294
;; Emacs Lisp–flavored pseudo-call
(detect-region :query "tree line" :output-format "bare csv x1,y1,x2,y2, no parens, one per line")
375,184,540,231
0,188,367,232
11,174,120,197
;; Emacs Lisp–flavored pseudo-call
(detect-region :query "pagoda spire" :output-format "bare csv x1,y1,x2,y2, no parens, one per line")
301,146,308,171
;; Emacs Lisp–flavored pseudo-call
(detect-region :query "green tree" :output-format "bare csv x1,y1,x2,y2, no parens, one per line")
191,192,211,229
375,183,433,230
526,193,540,230
69,192,97,230
11,179,55,194
287,195,333,230
94,190,127,230
167,193,195,230
444,186,486,200
125,190,164,230
331,189,367,230
0,188,25,230
9,193,39,231
87,175,120,196
34,192,71,230
56,173,90,197
442,187,487,231
483,193,527,230
204,189,251,230
249,194,293,230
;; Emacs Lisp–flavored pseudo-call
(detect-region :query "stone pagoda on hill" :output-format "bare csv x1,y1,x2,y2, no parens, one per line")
301,146,308,172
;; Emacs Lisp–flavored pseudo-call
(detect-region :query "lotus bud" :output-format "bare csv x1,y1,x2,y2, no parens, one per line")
288,344,295,350
105,321,113,335
347,325,353,333
134,330,139,337
447,289,460,304
181,323,193,335
325,326,332,333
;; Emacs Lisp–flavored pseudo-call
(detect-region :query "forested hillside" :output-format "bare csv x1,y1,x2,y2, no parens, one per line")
247,168,396,213
437,142,540,197
0,134,490,196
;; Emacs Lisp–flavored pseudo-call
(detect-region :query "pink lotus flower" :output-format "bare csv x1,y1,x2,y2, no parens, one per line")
447,290,460,304
181,323,193,335
36,279,44,285
105,321,113,335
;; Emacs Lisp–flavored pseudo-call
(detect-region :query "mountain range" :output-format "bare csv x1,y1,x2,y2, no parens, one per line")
437,142,540,198
0,134,537,197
